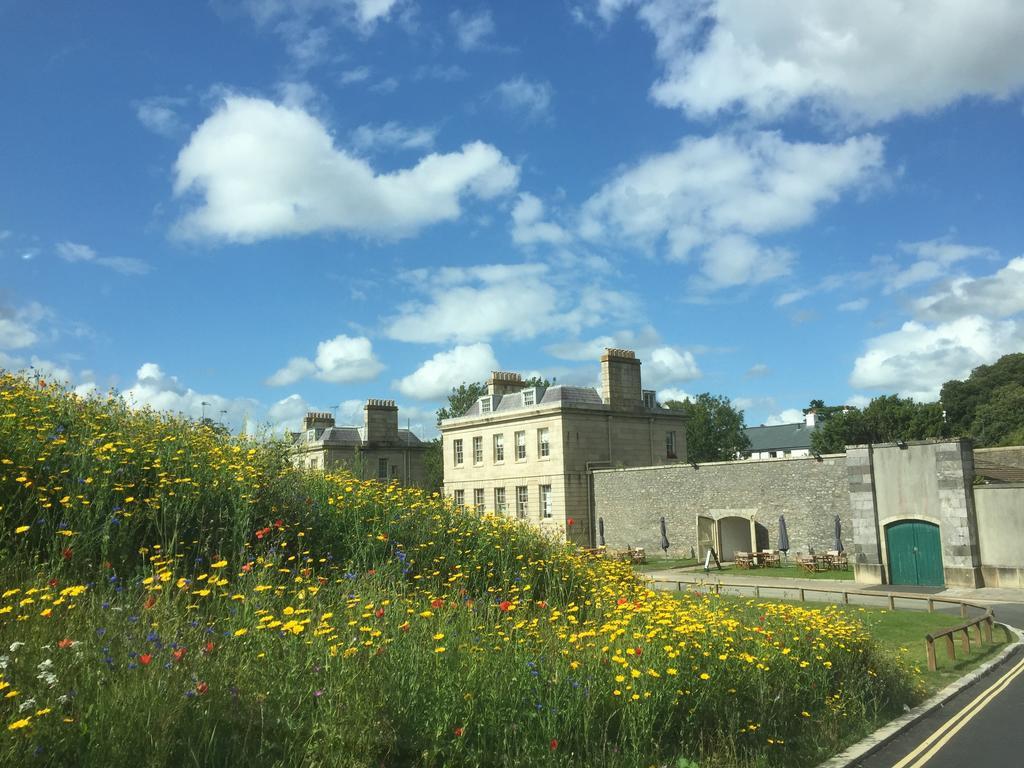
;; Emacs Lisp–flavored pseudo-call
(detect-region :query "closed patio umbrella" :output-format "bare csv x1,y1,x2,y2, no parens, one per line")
778,515,790,554
834,515,844,553
660,516,670,553
598,517,606,547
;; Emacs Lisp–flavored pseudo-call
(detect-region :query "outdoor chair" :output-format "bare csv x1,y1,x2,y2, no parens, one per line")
797,555,816,573
734,551,753,569
761,549,781,567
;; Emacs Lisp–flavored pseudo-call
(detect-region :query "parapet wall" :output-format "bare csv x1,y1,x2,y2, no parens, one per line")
593,454,850,558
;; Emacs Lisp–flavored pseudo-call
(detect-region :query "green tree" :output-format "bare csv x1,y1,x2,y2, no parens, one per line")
971,383,1024,447
422,438,443,493
941,353,1024,437
809,396,947,454
435,382,488,425
664,393,751,462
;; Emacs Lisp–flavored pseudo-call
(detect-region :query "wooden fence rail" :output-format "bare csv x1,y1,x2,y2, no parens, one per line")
647,577,997,672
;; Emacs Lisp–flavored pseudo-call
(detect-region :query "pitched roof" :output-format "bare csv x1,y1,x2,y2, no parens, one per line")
294,426,425,449
744,422,817,452
452,384,652,421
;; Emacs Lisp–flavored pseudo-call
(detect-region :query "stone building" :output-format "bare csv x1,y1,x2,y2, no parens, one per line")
290,400,428,487
743,410,820,459
440,349,687,546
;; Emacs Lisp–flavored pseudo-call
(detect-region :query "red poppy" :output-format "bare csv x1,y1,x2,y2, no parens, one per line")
203,641,215,654
431,598,444,609
550,739,558,751
274,518,284,529
48,578,59,588
139,653,153,666
195,681,209,695
374,607,385,618
536,601,548,609
634,647,643,657
58,638,73,650
241,562,253,573
454,727,464,737
616,597,628,606
143,594,157,610
102,561,112,570
171,647,187,662
498,600,512,612
367,568,376,576
38,379,47,388
567,517,575,526
62,547,73,561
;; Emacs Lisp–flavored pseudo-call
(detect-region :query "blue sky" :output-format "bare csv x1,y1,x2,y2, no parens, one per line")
2,1,1023,437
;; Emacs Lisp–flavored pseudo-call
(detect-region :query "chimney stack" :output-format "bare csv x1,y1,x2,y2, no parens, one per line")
364,399,398,444
486,371,525,397
303,411,335,432
600,348,642,409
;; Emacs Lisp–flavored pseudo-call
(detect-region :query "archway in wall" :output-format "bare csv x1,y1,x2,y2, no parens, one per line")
754,522,770,552
885,520,944,587
718,516,753,562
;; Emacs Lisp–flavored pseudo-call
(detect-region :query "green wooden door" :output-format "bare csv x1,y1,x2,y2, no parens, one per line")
886,521,944,587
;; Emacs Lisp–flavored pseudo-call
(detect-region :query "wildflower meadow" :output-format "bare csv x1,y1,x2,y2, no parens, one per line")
0,372,918,767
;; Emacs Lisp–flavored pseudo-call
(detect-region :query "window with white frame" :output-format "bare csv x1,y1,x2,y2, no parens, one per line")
494,487,507,514
540,485,553,518
493,433,504,462
378,457,388,480
643,390,656,409
666,431,677,459
538,428,550,458
523,389,535,406
453,489,465,509
515,430,526,460
479,396,491,414
515,486,528,519
453,439,463,465
473,488,485,513
473,435,483,464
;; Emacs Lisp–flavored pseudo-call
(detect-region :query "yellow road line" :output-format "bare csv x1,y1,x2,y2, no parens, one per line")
891,653,1024,768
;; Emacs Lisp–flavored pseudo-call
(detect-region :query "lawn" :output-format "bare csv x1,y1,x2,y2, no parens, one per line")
633,556,699,572
638,560,856,580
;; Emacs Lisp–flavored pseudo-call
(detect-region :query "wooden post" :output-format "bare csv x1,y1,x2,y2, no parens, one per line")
984,617,994,644
926,638,937,672
889,595,896,610
798,588,805,602
842,591,849,605
927,598,934,613
973,621,983,645
945,635,956,662
754,586,760,598
961,603,968,619
960,628,971,655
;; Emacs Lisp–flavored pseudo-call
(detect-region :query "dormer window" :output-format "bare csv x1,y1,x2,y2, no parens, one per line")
523,389,535,406
306,430,316,443
479,396,492,414
642,390,656,409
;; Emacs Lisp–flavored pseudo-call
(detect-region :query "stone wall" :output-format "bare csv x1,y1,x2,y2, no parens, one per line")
974,484,1024,588
592,454,850,560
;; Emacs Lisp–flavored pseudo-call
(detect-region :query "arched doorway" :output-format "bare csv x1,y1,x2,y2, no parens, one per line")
886,520,944,586
718,516,753,562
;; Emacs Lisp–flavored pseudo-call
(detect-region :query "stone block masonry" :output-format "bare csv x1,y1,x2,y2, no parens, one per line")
593,454,851,560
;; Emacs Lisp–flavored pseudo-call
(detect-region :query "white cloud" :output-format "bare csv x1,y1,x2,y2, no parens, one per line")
266,334,384,386
394,343,499,400
764,408,804,426
850,315,1024,401
268,393,310,433
136,96,187,137
745,363,769,377
495,77,553,120
0,302,51,350
657,387,693,404
882,237,998,294
450,9,494,50
913,257,1024,321
644,346,702,388
838,298,868,312
386,263,636,344
612,0,1024,125
123,362,259,429
56,241,150,275
774,289,809,307
350,121,437,153
242,0,399,33
340,66,371,84
511,193,570,246
173,96,518,241
579,131,883,288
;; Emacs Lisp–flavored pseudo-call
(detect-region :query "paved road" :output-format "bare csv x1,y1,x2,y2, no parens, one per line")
855,604,1024,768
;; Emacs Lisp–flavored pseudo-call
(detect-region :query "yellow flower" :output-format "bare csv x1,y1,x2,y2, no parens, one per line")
700,673,710,681
14,526,29,534
7,718,30,731
434,646,446,654
211,560,228,569
233,628,248,637
433,633,445,641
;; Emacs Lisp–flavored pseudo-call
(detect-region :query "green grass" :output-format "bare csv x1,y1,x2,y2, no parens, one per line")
633,556,699,572
717,563,856,580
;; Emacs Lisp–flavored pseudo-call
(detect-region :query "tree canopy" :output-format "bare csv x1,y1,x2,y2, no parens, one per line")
809,396,947,454
664,393,751,463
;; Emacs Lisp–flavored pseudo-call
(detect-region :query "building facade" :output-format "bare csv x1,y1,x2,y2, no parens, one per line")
290,399,428,488
440,349,687,546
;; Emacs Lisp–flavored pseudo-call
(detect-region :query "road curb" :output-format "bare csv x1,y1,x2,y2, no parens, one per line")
815,624,1024,768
